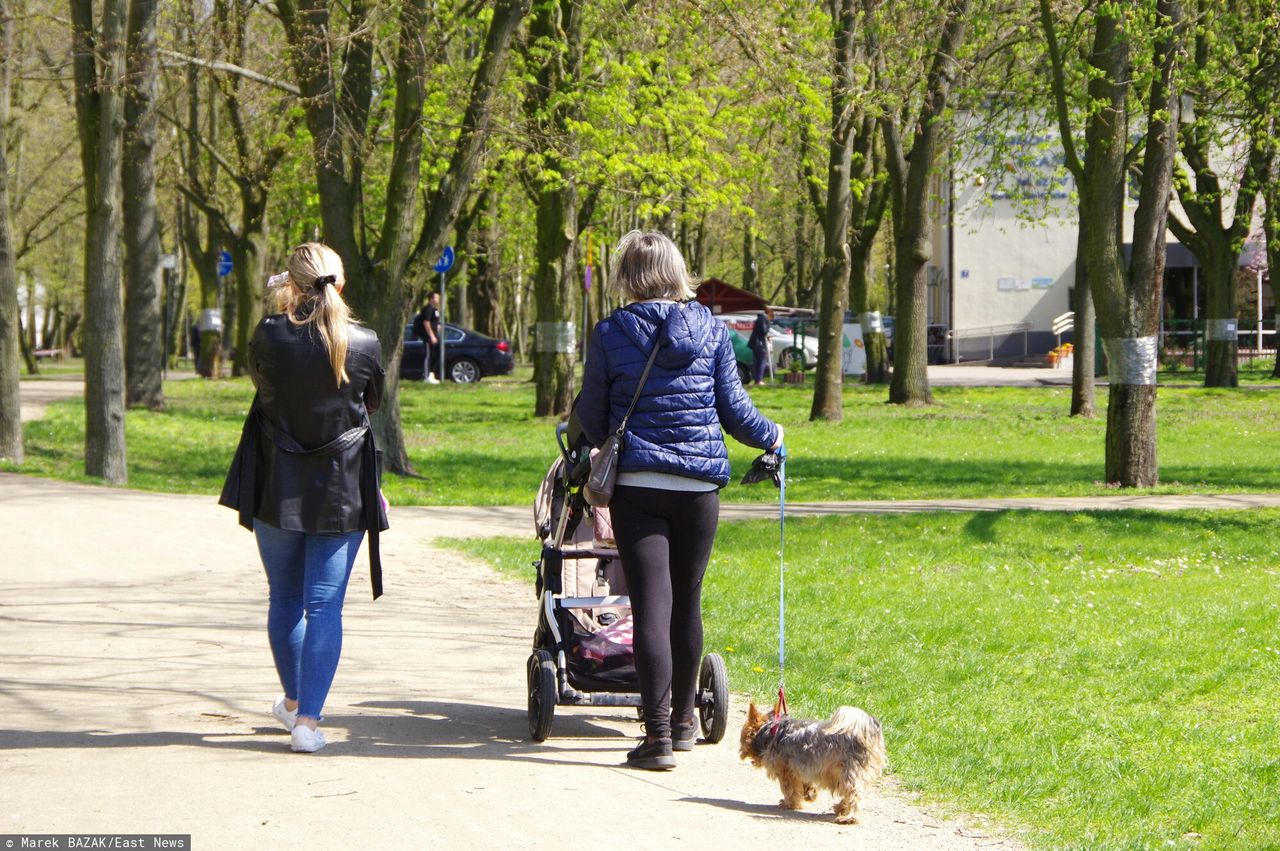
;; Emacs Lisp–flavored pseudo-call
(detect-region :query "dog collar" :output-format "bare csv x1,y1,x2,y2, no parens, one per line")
754,716,785,751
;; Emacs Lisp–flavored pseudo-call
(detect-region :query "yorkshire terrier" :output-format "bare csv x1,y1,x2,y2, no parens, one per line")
739,702,886,824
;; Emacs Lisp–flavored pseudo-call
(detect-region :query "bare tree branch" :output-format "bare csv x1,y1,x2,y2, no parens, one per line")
159,48,300,95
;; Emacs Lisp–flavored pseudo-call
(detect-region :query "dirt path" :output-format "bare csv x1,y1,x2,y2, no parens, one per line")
16,376,85,422
0,474,1024,849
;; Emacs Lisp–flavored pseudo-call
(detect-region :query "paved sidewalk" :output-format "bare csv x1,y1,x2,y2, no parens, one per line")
16,377,86,422
0,474,1024,850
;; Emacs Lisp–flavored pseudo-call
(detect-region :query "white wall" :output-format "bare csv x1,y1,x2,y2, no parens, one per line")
940,114,1259,350
948,183,1077,335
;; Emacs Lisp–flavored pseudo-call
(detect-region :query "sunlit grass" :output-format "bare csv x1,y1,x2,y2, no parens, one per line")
450,509,1280,850
5,371,1278,504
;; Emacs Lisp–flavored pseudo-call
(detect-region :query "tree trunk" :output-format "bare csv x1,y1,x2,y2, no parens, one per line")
790,194,805,308
887,226,932,405
810,0,857,422
532,182,577,417
0,0,21,462
123,0,164,410
525,0,581,419
193,262,222,379
693,214,707,280
278,0,525,472
879,0,968,406
73,0,130,483
228,186,269,377
850,119,889,385
852,243,889,384
40,296,53,349
367,263,409,469
1168,21,1262,389
229,217,266,378
469,189,501,339
1266,152,1280,378
1200,249,1238,387
24,275,33,350
742,225,757,292
16,311,36,374
1070,218,1095,416
1104,382,1158,483
1079,1,1181,487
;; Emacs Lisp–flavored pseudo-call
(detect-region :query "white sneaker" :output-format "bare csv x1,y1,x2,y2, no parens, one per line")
290,725,326,753
271,695,297,732
425,374,440,384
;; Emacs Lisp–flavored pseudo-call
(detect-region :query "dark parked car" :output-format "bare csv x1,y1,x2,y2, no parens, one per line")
402,323,515,383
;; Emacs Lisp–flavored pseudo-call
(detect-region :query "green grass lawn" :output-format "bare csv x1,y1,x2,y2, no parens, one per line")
18,357,89,378
5,370,1278,503
450,509,1280,850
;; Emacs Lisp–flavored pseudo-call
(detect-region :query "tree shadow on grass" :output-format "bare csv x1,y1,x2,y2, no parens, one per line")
783,456,1104,499
955,507,1279,547
783,455,1280,501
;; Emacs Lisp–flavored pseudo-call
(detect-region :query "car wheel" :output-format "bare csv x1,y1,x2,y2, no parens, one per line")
449,357,481,384
737,363,752,385
778,347,805,369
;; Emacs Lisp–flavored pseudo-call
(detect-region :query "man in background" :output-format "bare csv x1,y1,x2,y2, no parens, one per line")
748,308,772,385
413,292,441,384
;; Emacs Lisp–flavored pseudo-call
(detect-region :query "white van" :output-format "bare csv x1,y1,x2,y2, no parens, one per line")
713,313,821,370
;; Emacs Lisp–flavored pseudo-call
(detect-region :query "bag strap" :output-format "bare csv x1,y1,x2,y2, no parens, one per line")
615,337,662,437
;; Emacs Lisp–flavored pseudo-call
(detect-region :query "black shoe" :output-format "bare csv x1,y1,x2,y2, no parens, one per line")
671,720,698,752
626,737,675,770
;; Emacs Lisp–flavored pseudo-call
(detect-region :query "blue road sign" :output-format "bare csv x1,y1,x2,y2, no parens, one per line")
217,250,233,277
433,246,455,274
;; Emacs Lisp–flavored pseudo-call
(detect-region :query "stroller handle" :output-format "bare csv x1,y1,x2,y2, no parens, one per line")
555,421,572,464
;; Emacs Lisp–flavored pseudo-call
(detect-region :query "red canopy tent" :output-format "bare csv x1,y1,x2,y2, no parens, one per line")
694,278,768,314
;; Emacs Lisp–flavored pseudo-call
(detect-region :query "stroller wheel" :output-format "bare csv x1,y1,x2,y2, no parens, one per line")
527,650,557,742
697,653,730,744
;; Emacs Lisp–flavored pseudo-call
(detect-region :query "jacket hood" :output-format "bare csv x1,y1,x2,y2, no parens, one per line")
611,301,717,370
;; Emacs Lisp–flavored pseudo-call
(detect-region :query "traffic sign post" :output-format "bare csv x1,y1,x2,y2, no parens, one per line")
434,247,455,382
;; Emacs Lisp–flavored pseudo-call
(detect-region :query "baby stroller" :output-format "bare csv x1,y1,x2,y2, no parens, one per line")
527,417,730,744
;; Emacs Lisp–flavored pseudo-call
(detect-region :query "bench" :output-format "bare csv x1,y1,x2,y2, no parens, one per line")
33,348,64,361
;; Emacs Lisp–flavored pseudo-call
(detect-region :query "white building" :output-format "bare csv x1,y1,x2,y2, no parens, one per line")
927,125,1272,363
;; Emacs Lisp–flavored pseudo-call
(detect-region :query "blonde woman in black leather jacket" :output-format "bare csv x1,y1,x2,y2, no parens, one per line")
220,242,387,753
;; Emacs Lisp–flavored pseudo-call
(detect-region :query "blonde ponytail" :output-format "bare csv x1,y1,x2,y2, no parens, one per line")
273,242,354,387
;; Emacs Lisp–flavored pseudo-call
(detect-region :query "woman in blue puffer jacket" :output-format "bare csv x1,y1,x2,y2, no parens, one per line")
578,230,783,771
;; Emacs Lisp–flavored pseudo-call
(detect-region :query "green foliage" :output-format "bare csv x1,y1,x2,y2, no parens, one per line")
455,508,1280,849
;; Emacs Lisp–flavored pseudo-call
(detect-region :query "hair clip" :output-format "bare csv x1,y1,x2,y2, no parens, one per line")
266,272,289,289
314,275,337,288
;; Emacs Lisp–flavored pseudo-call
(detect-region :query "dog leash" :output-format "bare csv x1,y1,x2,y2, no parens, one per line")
741,441,790,717
775,443,788,717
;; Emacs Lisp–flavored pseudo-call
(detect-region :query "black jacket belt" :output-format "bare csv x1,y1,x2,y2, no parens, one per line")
226,401,384,599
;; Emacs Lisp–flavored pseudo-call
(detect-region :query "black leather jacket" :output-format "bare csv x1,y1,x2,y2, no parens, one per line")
220,314,389,595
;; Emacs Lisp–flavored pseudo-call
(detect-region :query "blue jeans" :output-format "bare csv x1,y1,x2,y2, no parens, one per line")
254,520,364,719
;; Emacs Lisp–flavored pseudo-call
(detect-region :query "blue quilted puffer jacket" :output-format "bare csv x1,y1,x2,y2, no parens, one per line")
577,300,780,487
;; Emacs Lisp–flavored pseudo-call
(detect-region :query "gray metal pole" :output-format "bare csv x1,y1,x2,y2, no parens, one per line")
439,271,446,382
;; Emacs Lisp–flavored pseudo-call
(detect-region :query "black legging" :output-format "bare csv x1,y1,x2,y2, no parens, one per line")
609,484,720,740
